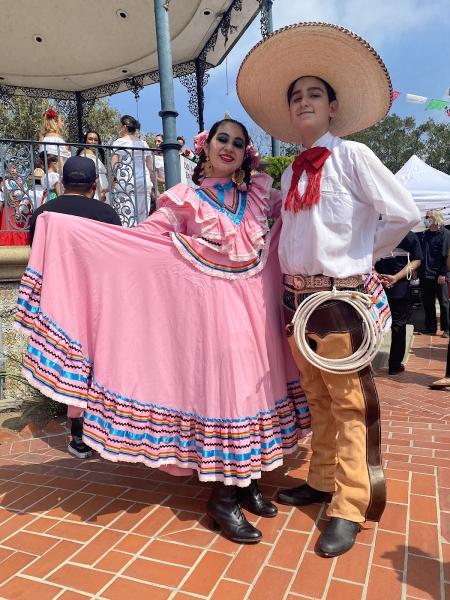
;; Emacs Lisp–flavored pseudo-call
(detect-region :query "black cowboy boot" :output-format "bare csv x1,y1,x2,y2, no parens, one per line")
277,482,333,506
318,517,361,557
237,480,278,517
68,417,93,459
207,483,262,543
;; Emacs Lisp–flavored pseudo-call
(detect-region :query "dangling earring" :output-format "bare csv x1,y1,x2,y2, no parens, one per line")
232,168,245,186
203,155,213,177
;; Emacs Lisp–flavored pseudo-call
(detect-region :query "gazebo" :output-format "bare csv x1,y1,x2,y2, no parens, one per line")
0,0,276,185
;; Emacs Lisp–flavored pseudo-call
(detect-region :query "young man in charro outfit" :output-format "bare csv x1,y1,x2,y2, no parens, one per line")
237,23,420,556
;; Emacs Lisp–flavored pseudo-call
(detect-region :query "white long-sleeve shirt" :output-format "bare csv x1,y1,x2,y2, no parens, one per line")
279,131,420,277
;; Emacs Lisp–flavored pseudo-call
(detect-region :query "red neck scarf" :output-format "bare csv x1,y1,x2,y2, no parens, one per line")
284,146,332,212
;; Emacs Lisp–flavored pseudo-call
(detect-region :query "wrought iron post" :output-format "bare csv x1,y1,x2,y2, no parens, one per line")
260,0,280,156
75,92,84,142
154,0,180,187
195,58,205,132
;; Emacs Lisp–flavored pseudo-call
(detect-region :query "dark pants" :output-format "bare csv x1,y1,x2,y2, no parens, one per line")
387,297,410,370
420,278,449,333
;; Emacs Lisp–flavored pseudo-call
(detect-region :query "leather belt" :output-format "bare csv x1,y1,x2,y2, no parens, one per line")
283,273,363,293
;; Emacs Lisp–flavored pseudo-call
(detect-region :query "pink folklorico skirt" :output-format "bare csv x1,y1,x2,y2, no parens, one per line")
15,213,310,486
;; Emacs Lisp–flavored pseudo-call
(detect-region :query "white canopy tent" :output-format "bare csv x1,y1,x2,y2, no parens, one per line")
395,155,450,231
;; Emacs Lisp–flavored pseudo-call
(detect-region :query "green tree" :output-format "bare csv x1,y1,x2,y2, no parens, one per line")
346,115,424,173
84,99,121,144
262,155,294,189
0,96,121,144
0,97,51,140
418,119,450,174
279,114,450,175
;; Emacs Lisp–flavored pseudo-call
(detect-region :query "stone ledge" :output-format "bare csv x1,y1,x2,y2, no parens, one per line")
0,246,30,281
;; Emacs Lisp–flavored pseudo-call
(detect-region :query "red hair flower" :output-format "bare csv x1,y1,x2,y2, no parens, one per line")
45,109,58,118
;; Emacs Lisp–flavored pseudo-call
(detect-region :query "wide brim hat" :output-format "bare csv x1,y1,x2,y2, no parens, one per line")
237,22,392,144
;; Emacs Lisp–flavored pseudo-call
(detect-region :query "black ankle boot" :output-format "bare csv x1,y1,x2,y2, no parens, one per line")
277,482,333,506
68,417,92,459
237,480,278,518
207,483,262,543
318,517,361,557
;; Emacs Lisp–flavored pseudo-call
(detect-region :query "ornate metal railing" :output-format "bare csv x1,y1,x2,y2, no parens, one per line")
0,139,196,237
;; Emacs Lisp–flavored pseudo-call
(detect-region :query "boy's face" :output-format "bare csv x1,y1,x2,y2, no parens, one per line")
288,76,338,138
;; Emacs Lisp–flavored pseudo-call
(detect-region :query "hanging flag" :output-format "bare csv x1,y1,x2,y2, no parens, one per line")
425,99,448,111
406,94,428,104
391,90,401,101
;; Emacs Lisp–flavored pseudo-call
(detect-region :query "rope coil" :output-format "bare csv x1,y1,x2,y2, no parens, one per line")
291,288,385,374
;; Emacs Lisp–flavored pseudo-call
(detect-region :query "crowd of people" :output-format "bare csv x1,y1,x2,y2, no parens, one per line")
10,22,450,561
0,110,194,242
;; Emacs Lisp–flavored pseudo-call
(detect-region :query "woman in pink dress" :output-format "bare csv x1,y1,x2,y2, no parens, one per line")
16,118,310,544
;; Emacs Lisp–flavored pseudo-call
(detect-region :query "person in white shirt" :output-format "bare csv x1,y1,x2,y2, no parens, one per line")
41,155,62,203
112,115,154,225
237,23,420,557
153,133,166,191
39,108,71,163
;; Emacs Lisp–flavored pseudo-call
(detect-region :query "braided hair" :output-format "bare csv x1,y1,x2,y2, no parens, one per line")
192,119,252,186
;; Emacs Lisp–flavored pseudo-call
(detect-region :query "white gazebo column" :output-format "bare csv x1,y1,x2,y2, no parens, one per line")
154,0,181,187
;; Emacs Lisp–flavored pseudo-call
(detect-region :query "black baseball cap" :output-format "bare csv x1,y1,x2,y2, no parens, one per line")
63,156,96,186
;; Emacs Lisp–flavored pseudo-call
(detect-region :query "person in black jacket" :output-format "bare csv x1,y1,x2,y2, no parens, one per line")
418,210,450,337
431,250,450,389
29,156,122,458
29,155,121,245
376,232,422,375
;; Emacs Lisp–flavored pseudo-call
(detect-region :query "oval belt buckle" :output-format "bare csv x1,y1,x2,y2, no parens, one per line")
296,274,306,291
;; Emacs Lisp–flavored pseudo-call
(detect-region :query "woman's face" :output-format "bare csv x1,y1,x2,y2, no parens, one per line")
204,121,246,178
86,132,99,145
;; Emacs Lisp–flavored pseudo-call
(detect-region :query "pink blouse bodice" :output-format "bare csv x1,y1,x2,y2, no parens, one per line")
138,172,281,279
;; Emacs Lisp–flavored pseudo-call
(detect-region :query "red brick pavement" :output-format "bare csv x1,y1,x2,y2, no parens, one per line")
0,333,448,599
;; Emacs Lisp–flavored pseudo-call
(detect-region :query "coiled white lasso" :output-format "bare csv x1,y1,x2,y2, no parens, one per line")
291,288,385,374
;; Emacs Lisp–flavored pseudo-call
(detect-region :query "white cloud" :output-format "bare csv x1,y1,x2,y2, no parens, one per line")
215,0,448,78
272,0,449,47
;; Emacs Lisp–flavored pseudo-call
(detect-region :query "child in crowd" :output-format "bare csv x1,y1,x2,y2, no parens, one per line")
41,155,62,203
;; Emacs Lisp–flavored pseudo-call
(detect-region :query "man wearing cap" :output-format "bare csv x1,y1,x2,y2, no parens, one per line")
237,23,420,556
29,155,121,244
29,156,121,459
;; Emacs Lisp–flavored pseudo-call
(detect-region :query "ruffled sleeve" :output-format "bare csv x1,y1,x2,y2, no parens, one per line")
247,172,281,218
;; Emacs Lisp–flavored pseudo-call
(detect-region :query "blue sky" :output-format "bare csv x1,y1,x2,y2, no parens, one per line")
109,0,450,151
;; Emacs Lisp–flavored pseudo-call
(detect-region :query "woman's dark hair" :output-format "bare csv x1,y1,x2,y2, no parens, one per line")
287,77,337,104
120,114,140,134
192,119,252,186
77,130,105,163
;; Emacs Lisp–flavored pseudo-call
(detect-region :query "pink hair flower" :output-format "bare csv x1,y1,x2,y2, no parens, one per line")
246,145,260,170
193,130,209,155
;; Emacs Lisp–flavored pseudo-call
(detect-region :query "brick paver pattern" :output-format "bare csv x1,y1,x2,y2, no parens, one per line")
0,333,449,600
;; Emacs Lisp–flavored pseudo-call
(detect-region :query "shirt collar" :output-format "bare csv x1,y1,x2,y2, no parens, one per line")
300,131,334,151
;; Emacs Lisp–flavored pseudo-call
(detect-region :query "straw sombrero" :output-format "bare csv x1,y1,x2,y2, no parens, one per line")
237,22,392,144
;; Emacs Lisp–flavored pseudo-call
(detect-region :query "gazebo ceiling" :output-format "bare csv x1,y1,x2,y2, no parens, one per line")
0,0,262,99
